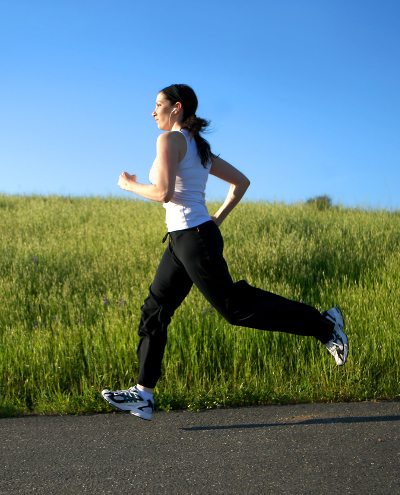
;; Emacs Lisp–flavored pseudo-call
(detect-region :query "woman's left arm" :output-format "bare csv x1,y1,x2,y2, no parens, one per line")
209,155,250,225
118,132,182,203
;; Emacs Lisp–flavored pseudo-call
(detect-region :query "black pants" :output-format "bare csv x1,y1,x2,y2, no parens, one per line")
137,220,333,388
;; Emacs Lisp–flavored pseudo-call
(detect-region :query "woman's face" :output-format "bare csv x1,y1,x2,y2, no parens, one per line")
152,93,174,131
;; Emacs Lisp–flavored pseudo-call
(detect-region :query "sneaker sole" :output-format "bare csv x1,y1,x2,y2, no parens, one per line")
325,307,349,360
130,410,153,421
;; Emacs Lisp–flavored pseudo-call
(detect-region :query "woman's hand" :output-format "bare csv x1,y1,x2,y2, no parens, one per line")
210,215,222,227
118,172,137,192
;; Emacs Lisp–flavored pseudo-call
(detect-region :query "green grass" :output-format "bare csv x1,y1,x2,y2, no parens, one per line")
0,195,399,416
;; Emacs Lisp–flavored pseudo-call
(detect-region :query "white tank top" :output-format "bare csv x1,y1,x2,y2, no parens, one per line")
149,129,211,232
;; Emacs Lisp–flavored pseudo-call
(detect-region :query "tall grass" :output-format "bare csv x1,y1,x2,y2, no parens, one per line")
0,195,399,416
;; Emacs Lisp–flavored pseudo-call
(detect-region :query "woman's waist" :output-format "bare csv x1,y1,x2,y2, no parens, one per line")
163,195,207,210
164,202,210,231
167,189,206,204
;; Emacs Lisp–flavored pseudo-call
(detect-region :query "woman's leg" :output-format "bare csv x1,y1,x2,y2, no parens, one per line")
223,279,334,342
171,221,333,343
137,241,193,388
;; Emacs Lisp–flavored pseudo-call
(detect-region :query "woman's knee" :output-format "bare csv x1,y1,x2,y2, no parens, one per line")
221,279,257,325
138,289,176,336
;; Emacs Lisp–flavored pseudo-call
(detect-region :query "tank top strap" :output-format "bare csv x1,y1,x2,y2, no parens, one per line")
178,128,190,140
178,128,191,160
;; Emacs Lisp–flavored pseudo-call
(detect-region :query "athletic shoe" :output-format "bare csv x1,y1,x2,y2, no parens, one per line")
101,386,154,420
322,307,349,366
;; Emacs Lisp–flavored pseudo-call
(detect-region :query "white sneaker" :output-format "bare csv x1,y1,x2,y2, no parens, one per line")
101,386,154,420
322,307,349,366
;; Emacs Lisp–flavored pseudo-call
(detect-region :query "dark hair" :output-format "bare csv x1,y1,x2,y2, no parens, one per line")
160,83,212,167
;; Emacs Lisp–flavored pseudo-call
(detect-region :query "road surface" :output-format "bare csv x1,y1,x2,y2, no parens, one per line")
1,401,399,494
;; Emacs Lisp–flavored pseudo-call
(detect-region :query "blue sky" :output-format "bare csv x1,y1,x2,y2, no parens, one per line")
1,0,399,209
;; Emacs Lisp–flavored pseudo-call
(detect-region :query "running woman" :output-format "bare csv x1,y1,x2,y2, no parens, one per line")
102,84,348,420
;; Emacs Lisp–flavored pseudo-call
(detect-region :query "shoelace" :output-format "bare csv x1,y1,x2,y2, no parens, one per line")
111,389,143,401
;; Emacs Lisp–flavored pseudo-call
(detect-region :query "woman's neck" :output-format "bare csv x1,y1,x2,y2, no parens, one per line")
170,122,182,132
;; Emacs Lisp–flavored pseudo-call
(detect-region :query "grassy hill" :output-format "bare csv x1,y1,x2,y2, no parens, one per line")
0,195,399,416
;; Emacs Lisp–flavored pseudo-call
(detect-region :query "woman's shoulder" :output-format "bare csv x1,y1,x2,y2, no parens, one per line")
157,130,187,150
157,130,187,143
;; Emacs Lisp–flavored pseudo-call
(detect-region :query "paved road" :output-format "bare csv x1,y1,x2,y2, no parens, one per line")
1,401,399,494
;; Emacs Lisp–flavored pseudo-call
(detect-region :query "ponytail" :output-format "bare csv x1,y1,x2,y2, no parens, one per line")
181,115,212,167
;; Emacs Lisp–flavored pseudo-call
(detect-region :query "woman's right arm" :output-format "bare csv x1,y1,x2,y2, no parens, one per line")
117,132,183,203
209,156,250,226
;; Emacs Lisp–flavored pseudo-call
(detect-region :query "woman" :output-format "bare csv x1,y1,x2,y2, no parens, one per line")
102,84,348,421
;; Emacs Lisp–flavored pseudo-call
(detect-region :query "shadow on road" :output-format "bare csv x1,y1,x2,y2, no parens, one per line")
181,414,400,431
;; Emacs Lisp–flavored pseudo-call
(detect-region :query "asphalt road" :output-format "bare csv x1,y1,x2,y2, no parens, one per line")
1,401,399,495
